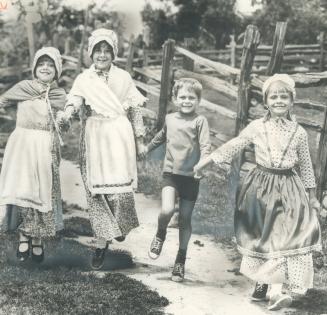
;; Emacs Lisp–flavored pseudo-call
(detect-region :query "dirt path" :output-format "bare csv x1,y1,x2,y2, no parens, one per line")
60,160,284,315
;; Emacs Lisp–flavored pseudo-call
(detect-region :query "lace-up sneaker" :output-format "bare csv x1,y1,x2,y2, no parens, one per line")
251,283,268,301
171,262,185,282
148,236,164,259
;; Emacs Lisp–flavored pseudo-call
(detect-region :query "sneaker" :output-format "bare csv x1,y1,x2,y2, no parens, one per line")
251,283,268,301
171,262,185,282
148,236,164,259
91,245,108,270
268,293,292,311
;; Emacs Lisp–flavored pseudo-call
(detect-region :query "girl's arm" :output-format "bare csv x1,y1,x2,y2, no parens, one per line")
297,130,316,189
123,72,148,158
194,122,255,176
128,106,147,158
56,95,84,131
297,130,321,211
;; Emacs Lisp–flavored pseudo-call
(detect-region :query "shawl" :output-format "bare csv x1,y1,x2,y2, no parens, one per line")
68,64,146,117
0,80,65,109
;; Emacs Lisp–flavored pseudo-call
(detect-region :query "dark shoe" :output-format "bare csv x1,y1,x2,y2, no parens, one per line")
148,236,164,260
171,262,185,282
16,239,30,262
268,293,292,311
251,283,268,301
114,236,126,242
91,244,108,270
31,244,44,263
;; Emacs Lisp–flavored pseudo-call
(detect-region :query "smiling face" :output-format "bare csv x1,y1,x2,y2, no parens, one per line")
174,86,200,115
92,41,113,71
265,81,293,118
35,55,56,83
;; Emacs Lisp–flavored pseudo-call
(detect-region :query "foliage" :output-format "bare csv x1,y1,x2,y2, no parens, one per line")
141,0,242,49
249,0,327,44
141,3,176,49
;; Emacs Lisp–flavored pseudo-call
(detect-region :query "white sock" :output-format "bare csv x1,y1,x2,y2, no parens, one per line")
269,284,283,297
96,238,108,249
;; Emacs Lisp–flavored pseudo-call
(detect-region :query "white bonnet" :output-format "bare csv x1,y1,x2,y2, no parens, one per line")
32,47,62,79
88,28,118,59
262,73,296,101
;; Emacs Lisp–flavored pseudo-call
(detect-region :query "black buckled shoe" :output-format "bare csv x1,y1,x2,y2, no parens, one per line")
31,244,45,263
17,239,30,262
91,244,108,270
251,283,268,301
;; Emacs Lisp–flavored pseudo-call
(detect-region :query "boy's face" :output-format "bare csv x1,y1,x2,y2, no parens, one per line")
175,86,199,114
35,55,56,83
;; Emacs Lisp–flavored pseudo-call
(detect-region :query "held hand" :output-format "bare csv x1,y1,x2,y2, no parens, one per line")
136,141,148,160
309,197,321,212
56,111,71,132
193,163,205,180
0,107,6,115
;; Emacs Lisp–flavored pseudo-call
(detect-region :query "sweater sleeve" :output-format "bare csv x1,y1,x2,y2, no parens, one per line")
147,124,167,152
197,116,211,158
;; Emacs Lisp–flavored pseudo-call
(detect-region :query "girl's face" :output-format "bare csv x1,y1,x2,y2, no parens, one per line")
92,41,113,71
175,86,200,115
266,81,293,118
35,55,56,83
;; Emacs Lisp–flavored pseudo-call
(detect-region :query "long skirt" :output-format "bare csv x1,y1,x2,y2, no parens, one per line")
235,165,321,293
79,114,139,242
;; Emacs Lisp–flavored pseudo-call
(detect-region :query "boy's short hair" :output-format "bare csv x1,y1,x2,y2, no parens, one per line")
172,78,202,99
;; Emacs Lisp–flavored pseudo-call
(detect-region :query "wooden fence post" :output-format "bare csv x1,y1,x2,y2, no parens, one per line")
266,21,287,75
319,31,325,72
315,108,327,200
235,25,261,135
126,37,136,74
182,38,195,71
230,35,236,68
157,39,175,130
228,25,260,210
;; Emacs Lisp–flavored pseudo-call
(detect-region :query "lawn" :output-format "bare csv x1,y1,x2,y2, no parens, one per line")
0,231,169,315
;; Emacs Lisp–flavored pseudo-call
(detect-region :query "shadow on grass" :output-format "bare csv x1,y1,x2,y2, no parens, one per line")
286,288,327,315
5,237,134,271
0,236,169,314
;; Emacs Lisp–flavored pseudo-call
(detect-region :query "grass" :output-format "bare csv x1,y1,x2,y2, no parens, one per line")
0,234,169,315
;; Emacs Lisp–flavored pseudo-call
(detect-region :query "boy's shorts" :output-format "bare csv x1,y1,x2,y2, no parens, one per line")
162,172,200,201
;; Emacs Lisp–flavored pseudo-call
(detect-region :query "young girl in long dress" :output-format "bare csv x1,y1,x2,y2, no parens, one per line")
57,29,147,269
0,47,66,262
194,74,322,311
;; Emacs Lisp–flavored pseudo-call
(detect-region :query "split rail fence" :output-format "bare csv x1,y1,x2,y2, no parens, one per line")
1,22,327,200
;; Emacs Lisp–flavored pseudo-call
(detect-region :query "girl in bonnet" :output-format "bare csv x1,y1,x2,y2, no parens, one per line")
0,47,66,263
194,74,322,311
58,29,147,269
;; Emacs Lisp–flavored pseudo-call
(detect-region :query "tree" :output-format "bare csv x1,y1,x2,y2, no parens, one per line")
141,3,176,49
250,0,327,44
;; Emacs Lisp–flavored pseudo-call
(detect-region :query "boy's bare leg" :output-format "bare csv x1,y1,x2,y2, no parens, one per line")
157,186,176,240
178,199,196,252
